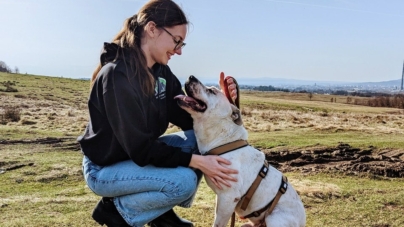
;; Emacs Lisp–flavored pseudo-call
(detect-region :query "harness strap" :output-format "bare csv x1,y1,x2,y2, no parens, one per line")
207,140,248,155
241,175,288,219
240,160,269,210
230,212,235,227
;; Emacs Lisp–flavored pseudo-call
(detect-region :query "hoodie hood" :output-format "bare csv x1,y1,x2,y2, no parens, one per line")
100,42,120,66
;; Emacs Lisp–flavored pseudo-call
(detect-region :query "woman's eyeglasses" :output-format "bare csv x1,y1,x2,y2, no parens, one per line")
160,27,186,50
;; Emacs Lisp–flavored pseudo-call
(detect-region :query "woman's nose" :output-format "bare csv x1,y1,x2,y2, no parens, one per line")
175,48,182,55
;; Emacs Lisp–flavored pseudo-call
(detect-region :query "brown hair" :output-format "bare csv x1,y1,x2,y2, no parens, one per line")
91,0,188,95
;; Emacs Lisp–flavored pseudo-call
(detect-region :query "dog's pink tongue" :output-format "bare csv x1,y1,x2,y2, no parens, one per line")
174,95,185,100
174,95,195,103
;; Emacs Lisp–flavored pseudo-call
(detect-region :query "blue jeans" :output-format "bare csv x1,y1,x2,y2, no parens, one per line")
82,130,202,227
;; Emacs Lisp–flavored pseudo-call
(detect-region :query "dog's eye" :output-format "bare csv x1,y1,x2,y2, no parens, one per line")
207,88,216,95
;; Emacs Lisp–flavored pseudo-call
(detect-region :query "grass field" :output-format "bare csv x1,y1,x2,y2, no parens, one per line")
1,72,404,226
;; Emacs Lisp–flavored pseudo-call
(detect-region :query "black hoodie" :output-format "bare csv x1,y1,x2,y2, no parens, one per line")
77,43,194,167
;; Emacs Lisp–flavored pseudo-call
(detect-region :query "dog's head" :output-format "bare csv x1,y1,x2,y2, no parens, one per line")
175,75,242,126
175,75,247,153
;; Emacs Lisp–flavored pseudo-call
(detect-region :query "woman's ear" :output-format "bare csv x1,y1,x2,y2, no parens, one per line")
144,21,157,38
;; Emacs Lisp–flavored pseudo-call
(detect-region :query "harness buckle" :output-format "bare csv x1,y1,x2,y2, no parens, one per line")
252,211,261,217
280,184,287,194
259,165,268,178
279,177,288,194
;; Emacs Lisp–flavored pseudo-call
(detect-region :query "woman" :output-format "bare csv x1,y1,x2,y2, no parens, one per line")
78,0,238,226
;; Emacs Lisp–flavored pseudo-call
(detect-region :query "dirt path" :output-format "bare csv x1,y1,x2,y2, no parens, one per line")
1,138,403,178
263,143,404,178
0,137,80,173
0,137,80,150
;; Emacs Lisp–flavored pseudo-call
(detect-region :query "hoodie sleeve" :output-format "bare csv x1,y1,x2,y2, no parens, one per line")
102,64,192,167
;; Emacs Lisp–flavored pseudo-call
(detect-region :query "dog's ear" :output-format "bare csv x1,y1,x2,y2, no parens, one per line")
231,104,243,126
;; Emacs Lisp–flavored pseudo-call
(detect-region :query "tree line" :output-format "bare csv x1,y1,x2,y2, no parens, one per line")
252,85,290,92
0,61,19,74
350,94,404,109
332,91,404,109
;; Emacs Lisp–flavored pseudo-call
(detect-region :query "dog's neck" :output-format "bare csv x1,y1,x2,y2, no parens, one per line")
193,117,248,155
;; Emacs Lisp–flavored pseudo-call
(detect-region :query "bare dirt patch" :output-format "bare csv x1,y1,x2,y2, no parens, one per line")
0,137,80,174
0,137,80,150
1,137,403,178
264,143,404,178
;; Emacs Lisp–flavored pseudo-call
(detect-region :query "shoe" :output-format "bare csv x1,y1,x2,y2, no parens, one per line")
148,209,194,227
92,197,131,227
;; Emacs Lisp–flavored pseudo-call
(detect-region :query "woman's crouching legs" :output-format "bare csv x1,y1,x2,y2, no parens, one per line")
83,157,197,227
114,166,197,226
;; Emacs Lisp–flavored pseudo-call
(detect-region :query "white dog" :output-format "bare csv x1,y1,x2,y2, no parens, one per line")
175,76,306,227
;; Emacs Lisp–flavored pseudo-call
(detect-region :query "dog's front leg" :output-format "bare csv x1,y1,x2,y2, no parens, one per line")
212,195,238,227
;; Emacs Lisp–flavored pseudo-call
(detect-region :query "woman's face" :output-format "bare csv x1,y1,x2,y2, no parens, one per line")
149,24,187,66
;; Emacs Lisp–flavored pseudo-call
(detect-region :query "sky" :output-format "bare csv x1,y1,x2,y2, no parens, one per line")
1,0,404,83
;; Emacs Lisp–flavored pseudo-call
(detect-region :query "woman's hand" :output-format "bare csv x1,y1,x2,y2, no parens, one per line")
189,154,238,190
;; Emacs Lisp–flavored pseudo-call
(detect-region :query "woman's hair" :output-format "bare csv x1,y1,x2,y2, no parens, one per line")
91,0,188,95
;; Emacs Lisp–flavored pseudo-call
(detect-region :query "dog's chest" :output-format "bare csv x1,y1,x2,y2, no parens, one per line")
220,148,285,215
221,147,266,191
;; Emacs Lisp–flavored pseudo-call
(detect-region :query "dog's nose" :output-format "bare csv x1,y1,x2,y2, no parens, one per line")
188,75,198,82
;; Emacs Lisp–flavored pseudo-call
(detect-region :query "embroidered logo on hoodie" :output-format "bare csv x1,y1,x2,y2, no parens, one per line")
155,77,166,99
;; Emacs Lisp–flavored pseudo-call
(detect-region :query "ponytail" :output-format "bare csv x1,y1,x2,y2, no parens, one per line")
91,14,154,95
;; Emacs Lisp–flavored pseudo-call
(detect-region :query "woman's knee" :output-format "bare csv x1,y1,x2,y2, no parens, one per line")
170,168,198,199
158,130,198,154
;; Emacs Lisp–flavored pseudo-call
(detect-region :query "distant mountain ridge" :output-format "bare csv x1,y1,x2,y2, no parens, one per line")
178,77,403,87
75,76,402,88
354,79,402,87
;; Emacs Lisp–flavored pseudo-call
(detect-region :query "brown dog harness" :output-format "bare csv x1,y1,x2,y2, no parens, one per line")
207,140,249,155
240,175,288,219
207,140,288,227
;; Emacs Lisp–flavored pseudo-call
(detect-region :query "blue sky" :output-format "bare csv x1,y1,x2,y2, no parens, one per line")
1,0,403,83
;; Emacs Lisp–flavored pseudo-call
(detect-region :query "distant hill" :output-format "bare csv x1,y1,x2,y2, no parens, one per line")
233,78,342,86
73,76,404,90
180,77,346,87
186,77,403,87
354,79,402,87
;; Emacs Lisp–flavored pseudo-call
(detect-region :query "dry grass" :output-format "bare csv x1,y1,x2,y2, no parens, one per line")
242,91,404,131
0,73,89,139
241,105,404,134
1,73,404,226
238,91,404,151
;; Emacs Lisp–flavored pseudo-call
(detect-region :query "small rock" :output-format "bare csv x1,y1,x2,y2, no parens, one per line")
15,178,23,183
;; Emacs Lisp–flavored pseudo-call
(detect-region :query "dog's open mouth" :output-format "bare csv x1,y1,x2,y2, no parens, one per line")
175,94,207,112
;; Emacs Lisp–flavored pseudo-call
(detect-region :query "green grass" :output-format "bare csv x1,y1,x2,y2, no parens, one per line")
2,144,404,226
0,126,69,140
291,172,404,227
0,72,89,105
249,129,404,150
1,73,404,226
242,91,403,114
0,143,95,227
0,72,89,138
